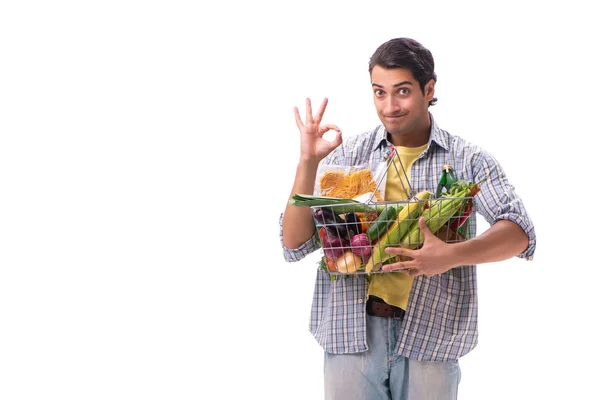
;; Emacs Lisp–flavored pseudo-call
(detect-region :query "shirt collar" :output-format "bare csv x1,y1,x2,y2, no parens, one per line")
429,114,450,151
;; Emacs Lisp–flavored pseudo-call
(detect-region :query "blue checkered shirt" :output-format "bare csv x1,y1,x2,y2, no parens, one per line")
279,114,536,362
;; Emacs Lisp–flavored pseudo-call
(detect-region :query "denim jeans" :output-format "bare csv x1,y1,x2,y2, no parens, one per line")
324,314,461,400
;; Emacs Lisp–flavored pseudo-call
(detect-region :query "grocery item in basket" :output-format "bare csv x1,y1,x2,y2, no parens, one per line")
314,208,352,239
319,168,383,201
365,190,432,273
365,205,400,241
350,233,372,257
335,250,363,274
435,164,458,197
400,180,482,248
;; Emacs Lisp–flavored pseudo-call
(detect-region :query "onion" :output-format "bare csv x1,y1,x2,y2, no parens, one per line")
322,235,347,260
335,251,363,274
350,233,372,257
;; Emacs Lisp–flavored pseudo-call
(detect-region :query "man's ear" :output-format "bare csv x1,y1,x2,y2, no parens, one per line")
425,79,435,100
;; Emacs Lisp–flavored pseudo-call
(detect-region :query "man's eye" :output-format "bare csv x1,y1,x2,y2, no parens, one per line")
374,90,384,97
399,88,410,95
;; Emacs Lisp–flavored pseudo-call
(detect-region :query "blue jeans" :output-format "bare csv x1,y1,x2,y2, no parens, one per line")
324,314,461,400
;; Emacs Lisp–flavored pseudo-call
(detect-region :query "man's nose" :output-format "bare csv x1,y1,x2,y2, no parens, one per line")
384,96,401,115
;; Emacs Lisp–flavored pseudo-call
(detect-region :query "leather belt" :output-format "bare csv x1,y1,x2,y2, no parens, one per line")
366,296,405,320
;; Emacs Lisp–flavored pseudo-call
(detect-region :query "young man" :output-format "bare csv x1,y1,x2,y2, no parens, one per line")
279,37,536,400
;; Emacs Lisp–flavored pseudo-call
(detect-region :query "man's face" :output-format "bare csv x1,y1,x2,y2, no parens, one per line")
371,66,434,137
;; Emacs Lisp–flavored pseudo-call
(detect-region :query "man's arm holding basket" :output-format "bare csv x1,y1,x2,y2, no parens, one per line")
382,148,536,276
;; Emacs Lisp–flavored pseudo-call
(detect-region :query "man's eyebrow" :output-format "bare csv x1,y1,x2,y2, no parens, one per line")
371,81,413,88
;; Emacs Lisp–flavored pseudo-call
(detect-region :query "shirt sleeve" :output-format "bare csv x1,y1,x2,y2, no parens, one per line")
278,150,346,263
279,213,321,262
469,149,537,260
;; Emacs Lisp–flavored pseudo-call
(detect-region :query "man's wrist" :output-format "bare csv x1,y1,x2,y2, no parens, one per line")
298,154,320,167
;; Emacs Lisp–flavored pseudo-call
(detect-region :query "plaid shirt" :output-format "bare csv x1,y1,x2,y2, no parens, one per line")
279,114,536,362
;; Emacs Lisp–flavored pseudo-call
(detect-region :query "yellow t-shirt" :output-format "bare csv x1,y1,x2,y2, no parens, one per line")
367,144,427,310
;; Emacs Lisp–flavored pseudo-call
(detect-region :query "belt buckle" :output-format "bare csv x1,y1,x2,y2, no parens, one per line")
392,307,405,320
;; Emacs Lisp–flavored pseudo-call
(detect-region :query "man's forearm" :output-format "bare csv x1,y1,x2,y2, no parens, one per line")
451,220,529,267
282,160,320,249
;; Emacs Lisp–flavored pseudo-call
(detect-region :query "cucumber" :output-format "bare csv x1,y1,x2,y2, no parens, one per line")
365,205,400,241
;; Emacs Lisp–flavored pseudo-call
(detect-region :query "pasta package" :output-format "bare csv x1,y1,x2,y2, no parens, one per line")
315,163,386,202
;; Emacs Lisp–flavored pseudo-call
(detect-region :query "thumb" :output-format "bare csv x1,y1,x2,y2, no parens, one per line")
418,217,434,239
331,131,343,148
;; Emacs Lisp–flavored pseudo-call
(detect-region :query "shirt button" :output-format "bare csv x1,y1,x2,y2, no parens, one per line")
358,299,363,303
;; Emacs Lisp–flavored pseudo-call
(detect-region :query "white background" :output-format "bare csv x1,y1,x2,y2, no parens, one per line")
1,1,598,399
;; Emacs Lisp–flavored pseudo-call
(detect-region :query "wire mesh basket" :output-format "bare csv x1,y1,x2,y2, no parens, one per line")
312,195,473,275
309,147,479,275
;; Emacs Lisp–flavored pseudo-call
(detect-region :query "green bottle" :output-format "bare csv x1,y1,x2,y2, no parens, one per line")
435,164,457,197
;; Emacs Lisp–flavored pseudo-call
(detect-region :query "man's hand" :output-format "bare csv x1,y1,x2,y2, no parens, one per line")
381,217,458,277
294,98,342,163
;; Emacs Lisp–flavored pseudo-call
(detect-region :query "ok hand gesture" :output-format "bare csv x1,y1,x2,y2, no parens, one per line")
294,98,342,163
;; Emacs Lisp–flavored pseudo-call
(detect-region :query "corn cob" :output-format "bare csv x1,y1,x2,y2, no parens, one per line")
400,187,470,248
364,190,432,273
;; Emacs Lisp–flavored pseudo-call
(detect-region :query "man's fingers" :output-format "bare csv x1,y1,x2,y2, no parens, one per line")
318,124,341,136
384,246,414,259
305,98,313,123
330,131,343,148
294,106,304,129
419,217,435,239
313,97,328,125
382,261,411,272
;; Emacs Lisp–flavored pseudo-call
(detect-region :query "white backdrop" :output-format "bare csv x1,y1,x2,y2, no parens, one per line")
1,1,598,399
